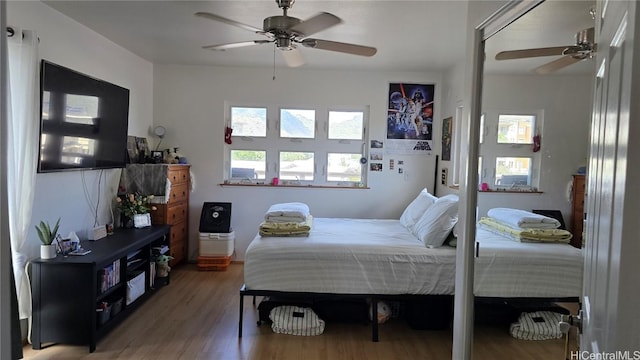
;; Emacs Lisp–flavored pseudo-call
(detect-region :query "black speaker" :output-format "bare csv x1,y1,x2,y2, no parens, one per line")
199,202,232,233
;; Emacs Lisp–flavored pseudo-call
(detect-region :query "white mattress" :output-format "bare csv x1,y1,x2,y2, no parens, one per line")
244,218,583,298
474,227,583,298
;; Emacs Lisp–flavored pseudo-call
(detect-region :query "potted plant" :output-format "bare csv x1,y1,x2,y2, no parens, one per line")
35,218,60,259
155,254,174,277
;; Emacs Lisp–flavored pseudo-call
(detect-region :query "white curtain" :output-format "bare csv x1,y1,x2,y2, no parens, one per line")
7,28,39,320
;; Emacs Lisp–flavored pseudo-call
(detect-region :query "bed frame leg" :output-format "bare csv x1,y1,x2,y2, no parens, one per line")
371,298,379,342
239,292,244,338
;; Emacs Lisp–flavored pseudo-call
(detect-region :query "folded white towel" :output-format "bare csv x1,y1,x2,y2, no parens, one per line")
264,202,310,223
487,208,560,229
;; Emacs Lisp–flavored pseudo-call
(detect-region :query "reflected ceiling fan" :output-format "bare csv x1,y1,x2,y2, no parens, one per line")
195,0,377,68
495,27,597,74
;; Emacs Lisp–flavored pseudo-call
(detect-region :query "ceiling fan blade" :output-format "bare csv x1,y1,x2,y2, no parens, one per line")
203,40,272,51
301,39,377,57
289,12,342,37
195,12,264,34
280,47,305,68
534,55,583,74
495,46,570,60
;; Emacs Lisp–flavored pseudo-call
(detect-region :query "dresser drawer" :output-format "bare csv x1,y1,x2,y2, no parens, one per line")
166,203,187,225
170,221,187,246
150,203,186,225
168,183,189,204
170,242,185,266
168,167,189,185
170,222,187,266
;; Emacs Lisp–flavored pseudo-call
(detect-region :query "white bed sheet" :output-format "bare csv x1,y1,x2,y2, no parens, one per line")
244,218,583,298
474,227,583,298
245,218,456,295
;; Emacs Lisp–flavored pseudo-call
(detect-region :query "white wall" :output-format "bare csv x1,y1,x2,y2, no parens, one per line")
477,73,592,224
153,65,442,260
436,60,466,197
8,1,154,259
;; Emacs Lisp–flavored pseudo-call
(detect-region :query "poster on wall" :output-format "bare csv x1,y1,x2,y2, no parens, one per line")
386,82,434,155
441,117,453,161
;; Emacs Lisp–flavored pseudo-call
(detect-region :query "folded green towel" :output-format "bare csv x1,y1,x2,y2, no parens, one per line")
479,217,572,243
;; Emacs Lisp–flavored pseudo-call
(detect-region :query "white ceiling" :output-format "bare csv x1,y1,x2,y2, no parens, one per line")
42,0,596,75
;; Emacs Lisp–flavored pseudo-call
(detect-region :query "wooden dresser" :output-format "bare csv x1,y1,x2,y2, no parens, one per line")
570,174,586,248
149,165,190,266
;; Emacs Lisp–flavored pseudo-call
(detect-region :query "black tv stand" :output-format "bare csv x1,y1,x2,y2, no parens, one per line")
31,226,170,352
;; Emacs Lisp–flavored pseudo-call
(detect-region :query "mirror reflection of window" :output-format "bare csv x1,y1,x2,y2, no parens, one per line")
65,94,99,125
495,156,532,186
42,91,51,120
61,136,96,164
497,114,535,144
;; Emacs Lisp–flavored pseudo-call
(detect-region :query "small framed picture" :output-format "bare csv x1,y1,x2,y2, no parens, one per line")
151,151,164,163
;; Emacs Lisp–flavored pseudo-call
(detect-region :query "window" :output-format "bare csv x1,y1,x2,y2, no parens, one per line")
497,114,534,144
230,150,266,180
327,153,362,181
225,104,368,186
279,151,314,181
280,108,315,139
328,111,364,140
479,110,542,189
495,157,531,186
230,107,267,137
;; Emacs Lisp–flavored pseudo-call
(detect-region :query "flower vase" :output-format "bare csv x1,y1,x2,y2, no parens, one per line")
40,244,57,259
121,214,134,229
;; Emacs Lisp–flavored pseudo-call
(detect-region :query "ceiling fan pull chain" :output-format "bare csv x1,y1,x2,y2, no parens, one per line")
273,44,277,80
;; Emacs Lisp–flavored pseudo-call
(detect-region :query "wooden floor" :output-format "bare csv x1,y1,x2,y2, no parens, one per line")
23,263,577,360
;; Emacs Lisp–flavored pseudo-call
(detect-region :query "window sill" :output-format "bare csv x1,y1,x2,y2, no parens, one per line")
219,183,370,190
479,189,543,194
448,185,543,194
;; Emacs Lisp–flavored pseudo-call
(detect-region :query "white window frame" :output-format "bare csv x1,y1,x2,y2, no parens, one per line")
224,102,369,187
480,109,543,190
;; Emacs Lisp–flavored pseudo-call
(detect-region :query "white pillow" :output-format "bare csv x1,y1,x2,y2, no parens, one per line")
413,194,459,248
399,188,438,231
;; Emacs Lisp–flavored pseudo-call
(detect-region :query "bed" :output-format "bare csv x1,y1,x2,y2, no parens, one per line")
239,217,583,340
239,198,582,339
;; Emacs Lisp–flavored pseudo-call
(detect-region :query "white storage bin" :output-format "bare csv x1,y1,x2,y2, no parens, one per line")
199,231,235,257
126,271,145,305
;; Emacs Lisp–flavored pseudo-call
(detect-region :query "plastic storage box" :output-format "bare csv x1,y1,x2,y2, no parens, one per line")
126,271,145,305
199,231,235,257
197,255,232,271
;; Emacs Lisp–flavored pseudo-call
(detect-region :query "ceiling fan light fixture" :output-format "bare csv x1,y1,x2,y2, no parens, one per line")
276,36,293,50
275,0,295,11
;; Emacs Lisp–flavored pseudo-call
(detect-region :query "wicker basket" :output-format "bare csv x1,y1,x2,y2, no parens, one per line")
197,255,231,271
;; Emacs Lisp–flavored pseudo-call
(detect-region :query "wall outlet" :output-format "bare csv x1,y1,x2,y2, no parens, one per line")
88,225,107,241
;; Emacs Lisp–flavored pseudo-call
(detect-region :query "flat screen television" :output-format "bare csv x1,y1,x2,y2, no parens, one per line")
38,60,130,172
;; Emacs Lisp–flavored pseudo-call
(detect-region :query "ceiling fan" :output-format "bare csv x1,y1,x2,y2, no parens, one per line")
494,27,597,74
195,0,377,68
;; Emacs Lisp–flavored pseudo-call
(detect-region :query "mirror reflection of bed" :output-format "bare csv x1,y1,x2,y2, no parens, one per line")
474,0,595,350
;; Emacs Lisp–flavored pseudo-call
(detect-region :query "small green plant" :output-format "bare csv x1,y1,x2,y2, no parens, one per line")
35,218,60,245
